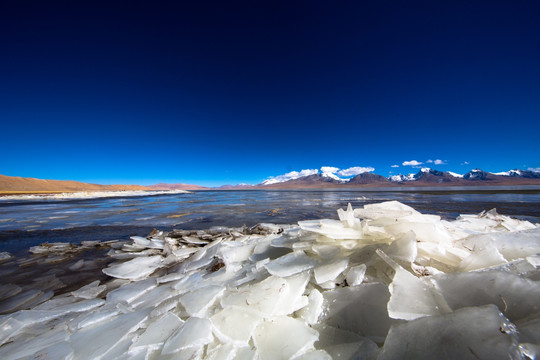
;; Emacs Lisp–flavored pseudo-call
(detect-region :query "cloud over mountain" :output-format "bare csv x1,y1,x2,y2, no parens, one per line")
402,160,423,166
337,167,375,176
263,165,375,185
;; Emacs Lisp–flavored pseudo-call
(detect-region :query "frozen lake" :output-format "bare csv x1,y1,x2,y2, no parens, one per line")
1,188,540,255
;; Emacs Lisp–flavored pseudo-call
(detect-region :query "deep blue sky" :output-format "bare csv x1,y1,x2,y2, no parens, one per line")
1,1,539,186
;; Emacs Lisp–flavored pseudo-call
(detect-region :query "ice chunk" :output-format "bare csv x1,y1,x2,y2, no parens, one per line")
161,317,213,354
131,312,184,350
0,289,46,314
433,270,540,321
103,256,163,281
265,252,316,277
337,203,359,228
106,278,156,304
221,274,304,318
387,265,448,320
386,231,417,263
179,285,225,317
71,280,106,299
70,309,149,359
70,308,120,330
0,324,68,360
0,284,21,301
345,264,366,286
457,247,507,271
274,271,310,315
253,316,318,360
210,306,262,346
385,221,452,245
378,305,519,360
298,288,324,324
354,201,420,220
321,283,395,342
314,258,349,284
299,219,363,240
0,317,25,346
459,227,540,261
32,341,73,360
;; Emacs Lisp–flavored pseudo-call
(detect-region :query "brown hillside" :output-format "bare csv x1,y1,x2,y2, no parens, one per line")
0,174,151,193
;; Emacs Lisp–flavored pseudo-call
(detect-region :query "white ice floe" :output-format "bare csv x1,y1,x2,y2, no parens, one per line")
0,190,189,201
0,201,539,359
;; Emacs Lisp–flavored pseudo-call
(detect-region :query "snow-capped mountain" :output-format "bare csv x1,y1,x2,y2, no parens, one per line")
253,167,540,189
492,169,540,178
389,174,415,182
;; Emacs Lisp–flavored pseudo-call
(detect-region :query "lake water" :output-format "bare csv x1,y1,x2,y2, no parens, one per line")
1,189,540,255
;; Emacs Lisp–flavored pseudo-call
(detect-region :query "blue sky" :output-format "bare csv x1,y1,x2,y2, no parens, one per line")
1,1,539,186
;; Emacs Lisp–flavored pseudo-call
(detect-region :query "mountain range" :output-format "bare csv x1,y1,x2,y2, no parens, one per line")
241,168,540,189
2,168,540,193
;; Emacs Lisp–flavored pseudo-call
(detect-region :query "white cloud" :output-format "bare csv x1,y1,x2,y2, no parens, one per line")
337,166,375,177
402,160,423,166
528,167,540,173
461,161,470,165
320,166,340,174
391,164,399,168
427,159,446,165
263,169,319,185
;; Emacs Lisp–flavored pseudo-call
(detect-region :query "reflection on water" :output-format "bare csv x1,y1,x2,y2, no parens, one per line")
1,189,539,254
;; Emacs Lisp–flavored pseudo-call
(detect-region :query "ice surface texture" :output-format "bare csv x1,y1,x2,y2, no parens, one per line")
0,201,539,359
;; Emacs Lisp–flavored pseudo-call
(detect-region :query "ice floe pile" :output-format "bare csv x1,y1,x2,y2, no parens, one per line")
1,201,540,359
0,190,189,201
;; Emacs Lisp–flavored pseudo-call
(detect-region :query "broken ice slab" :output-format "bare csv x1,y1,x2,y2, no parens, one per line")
70,309,150,360
345,264,367,286
0,317,25,346
337,203,359,228
457,247,507,271
219,241,256,265
179,285,225,317
210,306,262,346
0,322,68,359
313,258,349,284
378,305,519,360
221,273,309,318
171,247,199,259
106,278,156,304
432,270,540,321
102,255,163,281
0,289,50,314
71,280,106,299
385,231,417,263
385,220,453,245
353,201,420,220
314,324,379,359
253,316,318,360
297,288,324,325
321,283,397,342
387,266,448,320
299,219,363,240
130,312,184,351
265,251,316,277
458,227,540,261
0,284,22,301
161,317,213,355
